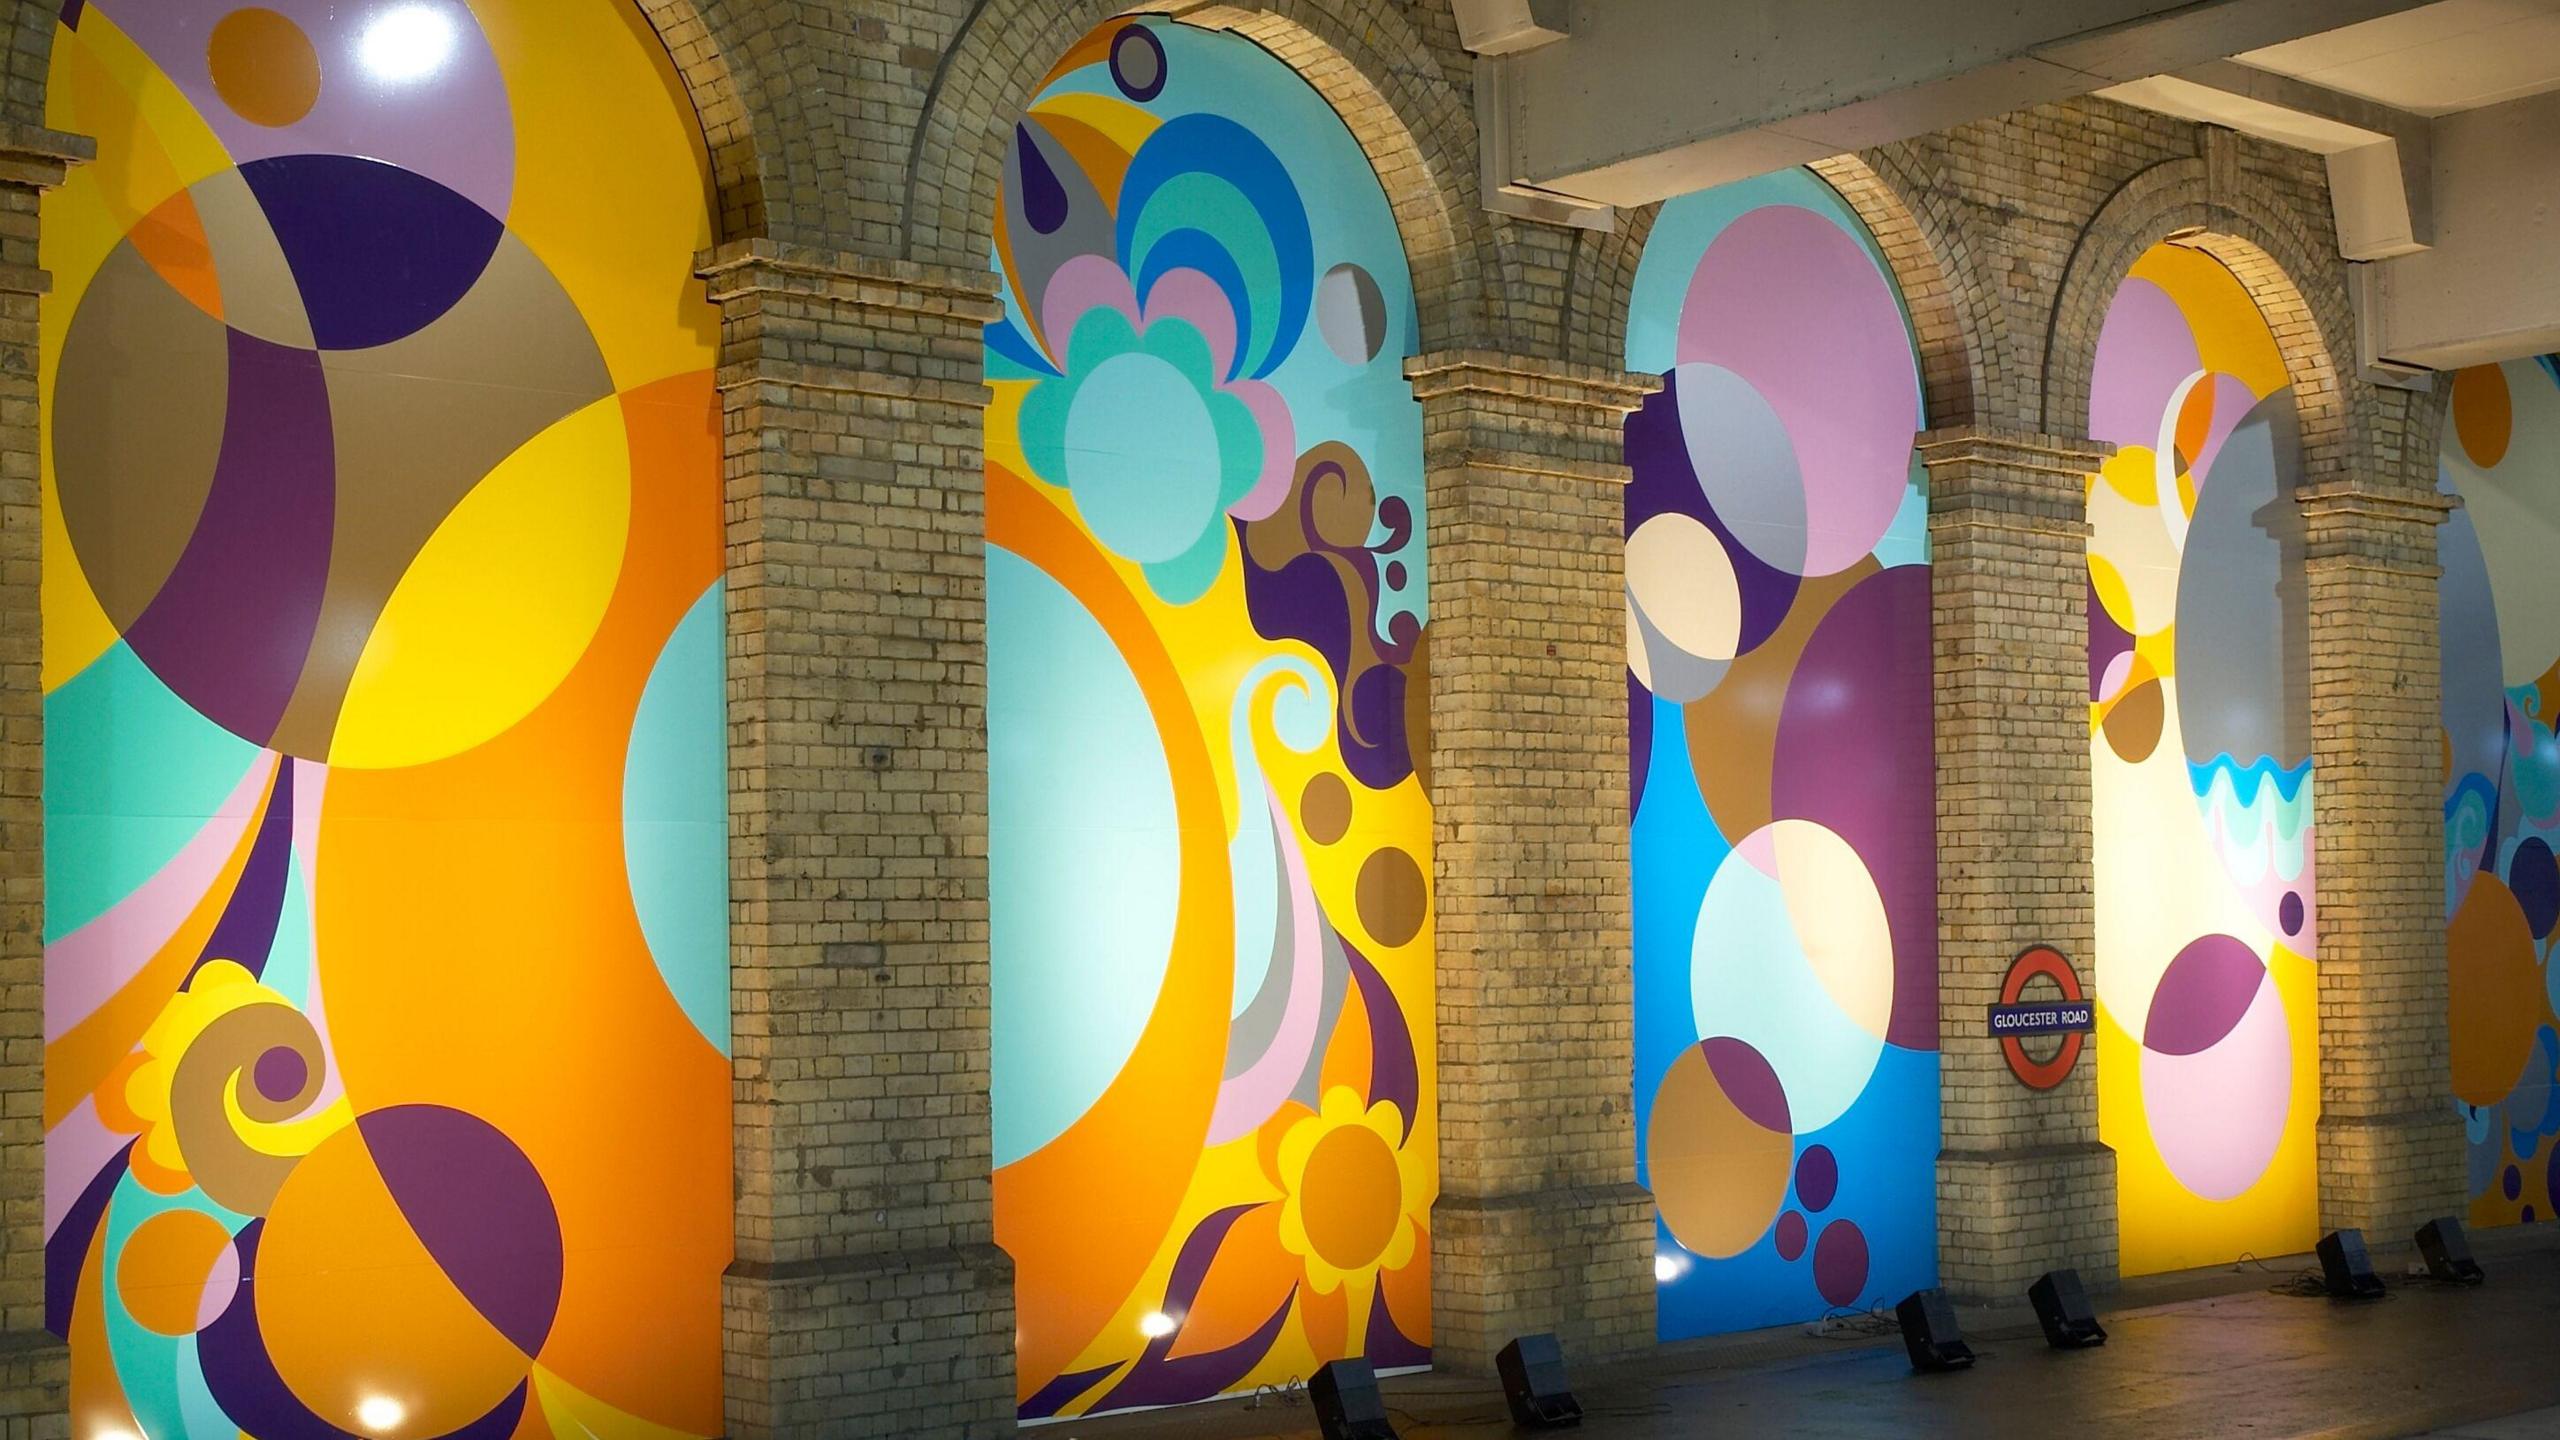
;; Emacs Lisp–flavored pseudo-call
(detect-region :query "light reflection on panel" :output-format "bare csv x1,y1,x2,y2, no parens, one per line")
2089,244,2320,1275
1623,170,1942,1339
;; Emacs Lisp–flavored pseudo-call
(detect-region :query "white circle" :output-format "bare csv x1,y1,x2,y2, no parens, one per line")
355,1396,407,1434
1138,1310,1178,1339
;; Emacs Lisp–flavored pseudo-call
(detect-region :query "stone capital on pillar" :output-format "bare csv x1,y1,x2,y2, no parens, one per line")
701,242,1013,1439
2296,476,2465,1250
0,120,88,1439
1408,349,1660,1369
1919,426,2121,1297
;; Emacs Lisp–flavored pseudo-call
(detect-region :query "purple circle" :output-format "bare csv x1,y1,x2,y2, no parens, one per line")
1700,1037,1791,1133
2144,934,2266,1055
355,1105,564,1354
252,1046,308,1102
1385,562,1407,589
2513,837,2560,938
1774,1211,1807,1262
1109,24,1168,102
2278,891,2304,937
1812,1220,1870,1307
238,155,503,351
1795,1145,1839,1213
2506,1164,2524,1202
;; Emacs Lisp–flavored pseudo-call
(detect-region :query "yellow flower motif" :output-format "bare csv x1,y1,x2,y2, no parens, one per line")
1276,1086,1421,1294
104,960,348,1205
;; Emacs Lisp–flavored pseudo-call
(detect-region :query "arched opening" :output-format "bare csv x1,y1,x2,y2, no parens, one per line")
980,16,1436,1422
1619,166,1944,1338
2437,356,2560,1230
37,4,731,1435
910,0,1487,355
2082,235,2323,1275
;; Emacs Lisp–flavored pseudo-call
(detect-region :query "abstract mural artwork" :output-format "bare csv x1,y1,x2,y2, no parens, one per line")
984,20,1434,1420
2438,357,2560,1228
41,3,730,1435
1624,170,1942,1339
2088,244,2320,1275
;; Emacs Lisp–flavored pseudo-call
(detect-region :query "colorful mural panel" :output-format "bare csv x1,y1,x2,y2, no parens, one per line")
984,20,1434,1420
1624,170,1942,1339
2089,244,2320,1274
41,2,730,1435
2438,357,2560,1228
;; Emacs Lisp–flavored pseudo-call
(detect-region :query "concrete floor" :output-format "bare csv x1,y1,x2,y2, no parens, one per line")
1054,1226,2560,1440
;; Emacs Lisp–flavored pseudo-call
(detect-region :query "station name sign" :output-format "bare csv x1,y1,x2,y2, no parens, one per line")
1987,1000,2095,1036
1997,945,2091,1090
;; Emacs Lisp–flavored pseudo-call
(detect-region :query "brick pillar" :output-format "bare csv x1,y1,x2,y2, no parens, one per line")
1,121,88,1440
1919,428,2121,1298
2298,479,2466,1251
1409,351,1658,1370
700,241,1015,1440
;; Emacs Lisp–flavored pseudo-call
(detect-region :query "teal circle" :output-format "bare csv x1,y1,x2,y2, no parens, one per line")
1063,349,1222,564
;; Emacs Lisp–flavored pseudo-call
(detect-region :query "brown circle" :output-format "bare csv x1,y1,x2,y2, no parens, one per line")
208,9,322,129
1301,772,1352,846
1356,847,1427,948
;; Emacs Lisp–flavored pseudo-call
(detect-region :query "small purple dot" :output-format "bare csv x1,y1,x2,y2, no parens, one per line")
1775,1210,1807,1262
2528,1205,2540,1223
2506,1164,2524,1202
1385,562,1407,589
2279,891,2304,936
253,1045,308,1103
1796,1145,1839,1213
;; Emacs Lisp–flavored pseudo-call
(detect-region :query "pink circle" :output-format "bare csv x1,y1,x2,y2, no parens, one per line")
2141,968,2295,1200
1674,206,1919,576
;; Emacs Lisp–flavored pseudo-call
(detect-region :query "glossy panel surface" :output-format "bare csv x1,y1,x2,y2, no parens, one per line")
39,2,729,1433
983,19,1434,1421
1623,169,1942,1340
2089,244,2320,1275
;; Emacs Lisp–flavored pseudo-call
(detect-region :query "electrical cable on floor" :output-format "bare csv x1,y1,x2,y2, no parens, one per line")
1806,1303,1902,1339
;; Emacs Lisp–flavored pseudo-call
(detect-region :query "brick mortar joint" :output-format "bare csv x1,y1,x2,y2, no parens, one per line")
697,239,1002,320
1916,425,2116,475
1406,349,1662,411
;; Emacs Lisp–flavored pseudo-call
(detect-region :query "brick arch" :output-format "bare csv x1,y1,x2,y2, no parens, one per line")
2042,152,2367,487
902,0,1493,355
6,0,779,244
629,0,791,243
1558,150,1992,430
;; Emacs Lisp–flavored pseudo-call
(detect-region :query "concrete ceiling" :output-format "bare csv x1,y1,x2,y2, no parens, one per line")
2238,0,2560,115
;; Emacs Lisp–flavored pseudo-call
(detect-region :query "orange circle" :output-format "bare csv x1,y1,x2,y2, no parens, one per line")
208,9,322,128
2453,364,2514,471
257,1125,534,1437
118,1210,234,1336
1299,1124,1401,1270
1646,1046,1791,1258
2450,874,2543,1106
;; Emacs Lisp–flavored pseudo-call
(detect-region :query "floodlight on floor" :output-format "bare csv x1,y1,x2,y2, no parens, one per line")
1497,1333,1584,1428
1896,1287,1976,1372
2316,1228,2387,1300
2029,1268,2107,1348
1310,1356,1397,1440
2417,1216,2485,1285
